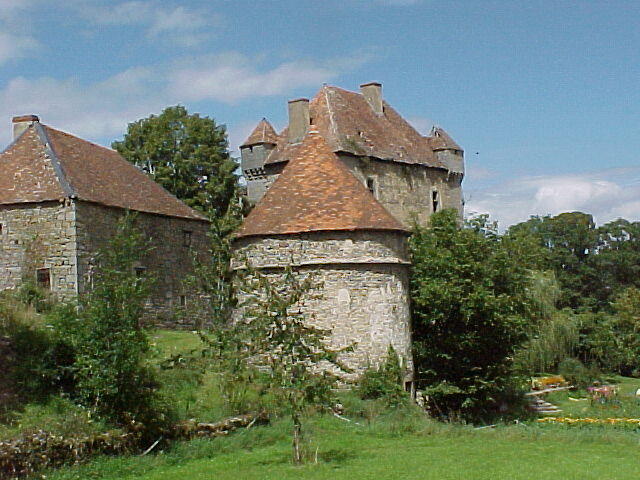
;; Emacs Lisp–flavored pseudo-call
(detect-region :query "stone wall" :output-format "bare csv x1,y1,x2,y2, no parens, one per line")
74,201,210,326
339,155,464,227
234,231,413,382
0,201,78,301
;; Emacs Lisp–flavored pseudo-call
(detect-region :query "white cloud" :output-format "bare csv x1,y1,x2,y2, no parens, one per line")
0,1,38,64
79,1,219,47
0,51,368,145
0,32,38,65
169,53,338,103
465,168,640,228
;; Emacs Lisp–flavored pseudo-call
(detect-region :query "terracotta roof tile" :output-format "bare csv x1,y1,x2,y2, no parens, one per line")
0,123,207,221
241,118,278,147
0,126,67,204
264,85,459,169
235,131,408,238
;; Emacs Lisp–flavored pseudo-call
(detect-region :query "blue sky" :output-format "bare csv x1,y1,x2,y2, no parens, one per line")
1,0,638,227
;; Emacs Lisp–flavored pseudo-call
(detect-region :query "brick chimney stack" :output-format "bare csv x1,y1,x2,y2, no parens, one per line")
287,98,310,143
12,115,40,140
360,82,383,116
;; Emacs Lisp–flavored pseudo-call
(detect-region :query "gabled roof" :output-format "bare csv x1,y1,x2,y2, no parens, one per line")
263,85,461,169
235,131,408,238
0,122,208,221
241,118,278,147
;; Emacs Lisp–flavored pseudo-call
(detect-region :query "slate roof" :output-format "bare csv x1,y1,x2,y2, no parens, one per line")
428,126,462,151
0,121,208,221
240,118,278,147
235,130,409,238
259,85,462,169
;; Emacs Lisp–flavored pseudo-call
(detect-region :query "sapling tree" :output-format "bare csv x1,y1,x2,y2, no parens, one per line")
238,266,347,464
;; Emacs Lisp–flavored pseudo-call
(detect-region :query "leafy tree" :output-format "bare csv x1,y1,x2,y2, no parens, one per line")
112,106,238,217
508,212,598,309
358,346,409,407
578,287,640,376
410,210,531,420
238,267,346,464
52,214,169,434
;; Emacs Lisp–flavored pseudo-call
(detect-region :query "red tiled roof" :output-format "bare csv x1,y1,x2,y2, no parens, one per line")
264,85,461,168
235,131,408,238
241,118,278,147
0,123,208,221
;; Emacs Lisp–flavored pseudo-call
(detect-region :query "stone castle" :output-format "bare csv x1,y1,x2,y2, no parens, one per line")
0,115,210,323
236,82,464,385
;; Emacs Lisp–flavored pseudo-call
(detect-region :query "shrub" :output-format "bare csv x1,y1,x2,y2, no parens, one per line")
51,214,171,438
358,346,408,407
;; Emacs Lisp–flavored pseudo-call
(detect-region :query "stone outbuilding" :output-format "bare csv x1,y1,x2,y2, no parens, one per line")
0,115,210,324
236,82,465,385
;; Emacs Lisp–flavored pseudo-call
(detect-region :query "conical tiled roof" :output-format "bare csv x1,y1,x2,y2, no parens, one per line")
428,126,462,151
240,118,278,147
0,122,208,221
235,131,408,238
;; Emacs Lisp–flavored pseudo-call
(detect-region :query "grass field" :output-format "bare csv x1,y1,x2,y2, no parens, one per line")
45,413,640,480
8,330,640,479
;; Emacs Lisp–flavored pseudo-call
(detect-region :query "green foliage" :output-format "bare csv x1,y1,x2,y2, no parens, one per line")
238,266,348,463
508,214,640,311
51,214,170,434
556,358,601,389
410,210,531,420
0,294,74,413
112,105,238,217
358,346,408,407
514,271,580,375
577,287,640,376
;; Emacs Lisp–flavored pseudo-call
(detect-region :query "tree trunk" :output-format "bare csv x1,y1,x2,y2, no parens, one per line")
292,413,302,464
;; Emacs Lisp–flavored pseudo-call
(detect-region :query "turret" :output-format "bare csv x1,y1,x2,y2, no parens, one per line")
430,126,464,176
240,118,278,205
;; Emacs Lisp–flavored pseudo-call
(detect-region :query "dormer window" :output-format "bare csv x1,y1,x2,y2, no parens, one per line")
366,177,376,198
432,190,440,213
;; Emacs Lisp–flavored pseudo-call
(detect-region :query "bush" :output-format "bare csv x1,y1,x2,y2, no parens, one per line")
410,210,531,421
358,346,408,407
51,214,172,438
557,358,601,389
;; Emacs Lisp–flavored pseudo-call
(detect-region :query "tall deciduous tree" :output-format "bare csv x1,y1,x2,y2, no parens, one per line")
410,210,531,420
113,106,238,217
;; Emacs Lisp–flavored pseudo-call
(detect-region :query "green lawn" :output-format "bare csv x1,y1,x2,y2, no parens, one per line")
45,415,640,480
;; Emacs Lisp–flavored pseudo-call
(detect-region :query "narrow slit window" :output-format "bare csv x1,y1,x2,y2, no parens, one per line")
36,268,51,290
432,190,440,212
179,295,187,307
183,230,192,247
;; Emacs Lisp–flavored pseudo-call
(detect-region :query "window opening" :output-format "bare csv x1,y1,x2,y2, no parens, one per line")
36,268,51,290
179,295,187,307
135,267,146,278
366,177,376,197
432,190,440,212
183,230,192,247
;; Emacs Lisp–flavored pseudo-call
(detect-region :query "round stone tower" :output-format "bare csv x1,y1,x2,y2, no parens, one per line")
233,131,413,384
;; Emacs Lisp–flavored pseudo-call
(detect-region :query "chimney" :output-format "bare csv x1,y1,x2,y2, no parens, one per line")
12,115,39,140
287,98,310,143
360,82,383,115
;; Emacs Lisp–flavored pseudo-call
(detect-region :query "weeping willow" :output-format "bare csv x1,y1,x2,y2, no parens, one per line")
515,271,579,374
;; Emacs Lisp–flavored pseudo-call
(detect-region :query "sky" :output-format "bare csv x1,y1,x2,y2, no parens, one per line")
1,0,638,228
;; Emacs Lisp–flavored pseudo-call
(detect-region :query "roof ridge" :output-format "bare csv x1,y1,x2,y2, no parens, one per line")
45,125,118,154
35,124,76,198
